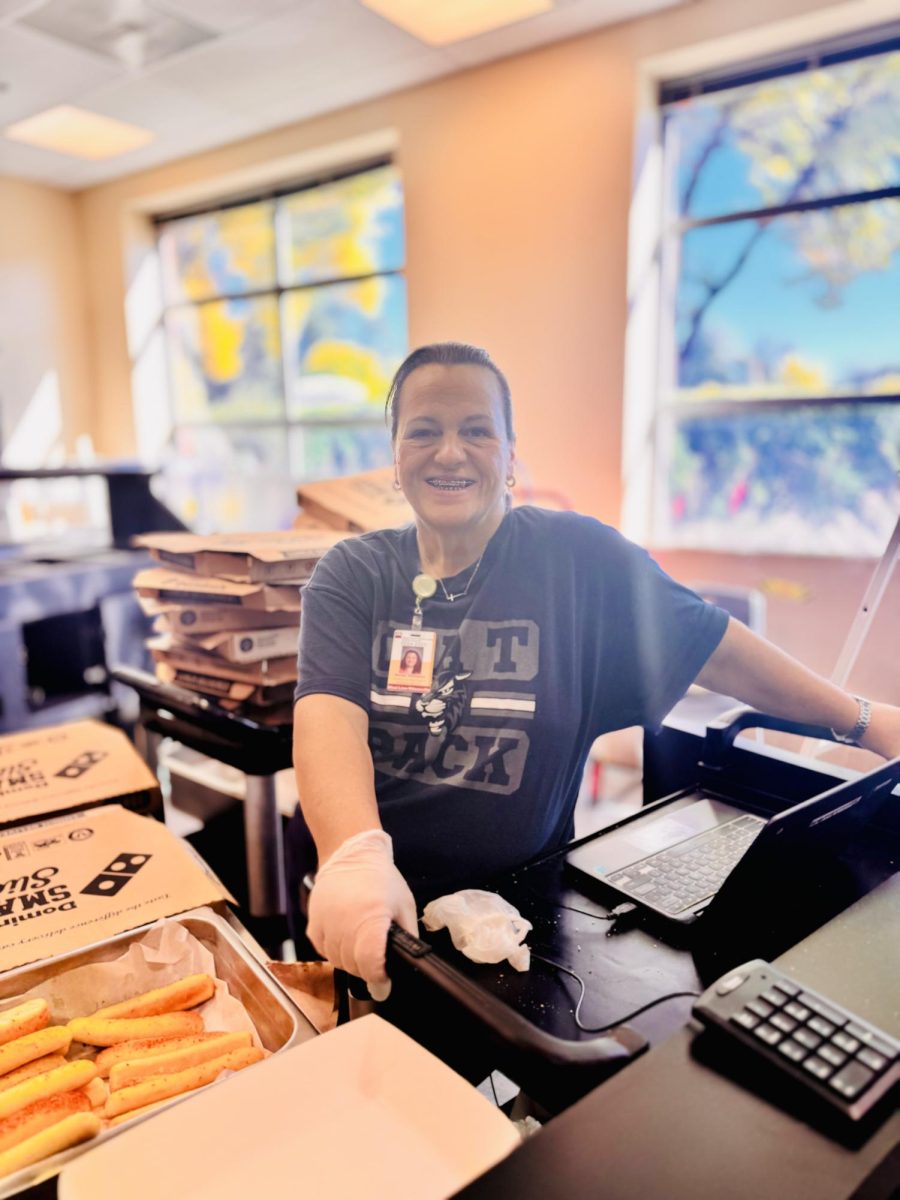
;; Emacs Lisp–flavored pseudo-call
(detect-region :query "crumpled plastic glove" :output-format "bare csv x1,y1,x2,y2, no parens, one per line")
307,830,418,1001
422,889,532,971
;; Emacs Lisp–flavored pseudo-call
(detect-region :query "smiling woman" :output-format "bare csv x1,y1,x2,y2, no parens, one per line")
288,341,900,1065
391,356,515,577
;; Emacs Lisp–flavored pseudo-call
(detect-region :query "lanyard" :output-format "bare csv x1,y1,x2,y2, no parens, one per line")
411,573,437,631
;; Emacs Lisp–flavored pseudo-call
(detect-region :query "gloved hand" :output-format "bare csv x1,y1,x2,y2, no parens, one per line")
306,829,418,1001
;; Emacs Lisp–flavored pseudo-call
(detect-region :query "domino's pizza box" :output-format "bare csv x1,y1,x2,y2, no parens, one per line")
133,568,301,613
59,1014,520,1200
142,602,298,634
151,621,299,663
0,804,230,972
0,721,161,831
296,467,414,533
133,529,349,583
146,639,297,686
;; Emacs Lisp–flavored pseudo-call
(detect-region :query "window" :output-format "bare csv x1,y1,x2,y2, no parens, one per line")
650,39,900,556
150,164,406,531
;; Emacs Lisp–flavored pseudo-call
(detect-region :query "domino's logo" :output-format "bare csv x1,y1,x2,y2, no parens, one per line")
55,751,108,781
80,852,152,899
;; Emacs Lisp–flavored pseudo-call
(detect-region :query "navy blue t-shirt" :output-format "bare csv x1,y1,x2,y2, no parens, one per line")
294,507,728,898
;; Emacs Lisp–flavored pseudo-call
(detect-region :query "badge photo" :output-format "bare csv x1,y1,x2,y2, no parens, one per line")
387,629,436,694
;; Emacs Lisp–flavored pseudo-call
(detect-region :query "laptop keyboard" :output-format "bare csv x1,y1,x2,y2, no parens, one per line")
604,813,766,915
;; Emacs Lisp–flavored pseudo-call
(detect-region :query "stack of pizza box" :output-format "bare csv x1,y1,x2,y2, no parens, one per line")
131,530,349,724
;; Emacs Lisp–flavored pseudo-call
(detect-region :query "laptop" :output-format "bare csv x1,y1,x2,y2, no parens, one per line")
566,757,900,940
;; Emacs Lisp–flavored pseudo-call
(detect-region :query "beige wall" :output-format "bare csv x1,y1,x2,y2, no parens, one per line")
73,0,848,523
0,177,92,458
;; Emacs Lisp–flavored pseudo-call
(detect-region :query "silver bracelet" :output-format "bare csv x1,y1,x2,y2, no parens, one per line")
830,696,872,745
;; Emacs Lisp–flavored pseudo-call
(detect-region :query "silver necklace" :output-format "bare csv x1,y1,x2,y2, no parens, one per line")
438,552,484,602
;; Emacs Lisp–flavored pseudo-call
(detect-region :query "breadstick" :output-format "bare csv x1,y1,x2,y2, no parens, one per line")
82,1077,108,1110
0,1092,89,1155
95,1033,230,1078
68,1012,203,1046
0,1001,50,1049
93,973,215,1020
0,1027,72,1078
106,1097,171,1128
0,1111,101,1180
109,1031,252,1090
103,1045,264,1119
0,1056,66,1095
0,1061,96,1122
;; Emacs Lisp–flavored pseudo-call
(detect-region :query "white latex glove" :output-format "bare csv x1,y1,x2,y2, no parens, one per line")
306,829,418,1001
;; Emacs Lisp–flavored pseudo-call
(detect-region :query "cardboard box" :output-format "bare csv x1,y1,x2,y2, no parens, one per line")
134,530,348,583
149,604,299,634
296,467,413,533
0,804,230,972
154,666,295,708
60,1014,520,1200
147,640,296,685
0,721,160,830
157,624,300,665
134,568,301,612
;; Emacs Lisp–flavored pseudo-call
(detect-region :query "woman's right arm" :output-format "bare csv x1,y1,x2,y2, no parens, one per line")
293,692,418,996
293,693,381,861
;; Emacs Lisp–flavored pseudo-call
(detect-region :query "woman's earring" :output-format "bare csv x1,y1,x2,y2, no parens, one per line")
393,477,402,491
506,475,517,488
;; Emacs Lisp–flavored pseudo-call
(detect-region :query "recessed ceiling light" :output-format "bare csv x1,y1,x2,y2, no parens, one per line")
360,0,554,46
4,106,154,160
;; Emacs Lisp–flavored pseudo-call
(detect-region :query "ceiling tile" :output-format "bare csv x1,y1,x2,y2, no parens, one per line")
150,0,302,35
0,25,123,126
0,1,40,25
151,0,428,115
83,73,234,133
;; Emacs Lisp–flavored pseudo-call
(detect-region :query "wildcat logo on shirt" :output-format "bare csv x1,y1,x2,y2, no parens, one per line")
370,622,538,795
415,665,472,737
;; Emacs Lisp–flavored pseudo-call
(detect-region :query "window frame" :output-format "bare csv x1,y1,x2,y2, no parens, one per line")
623,20,900,557
149,158,406,527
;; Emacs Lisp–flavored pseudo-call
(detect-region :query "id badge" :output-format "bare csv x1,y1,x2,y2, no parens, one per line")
387,629,436,693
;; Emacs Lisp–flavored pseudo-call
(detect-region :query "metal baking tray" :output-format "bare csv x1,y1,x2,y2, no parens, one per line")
0,907,310,1197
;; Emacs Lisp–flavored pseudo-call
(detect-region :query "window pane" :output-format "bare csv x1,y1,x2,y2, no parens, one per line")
276,165,405,286
674,199,900,402
166,295,284,423
665,49,900,220
158,200,277,303
160,426,295,533
289,424,393,482
660,402,900,555
282,274,407,419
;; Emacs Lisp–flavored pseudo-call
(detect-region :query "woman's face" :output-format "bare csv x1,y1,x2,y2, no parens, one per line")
394,364,515,538
402,650,419,669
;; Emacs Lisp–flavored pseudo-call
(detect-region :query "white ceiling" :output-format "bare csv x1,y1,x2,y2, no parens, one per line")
0,0,685,191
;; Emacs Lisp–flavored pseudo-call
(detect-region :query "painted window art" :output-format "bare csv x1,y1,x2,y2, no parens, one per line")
150,164,404,531
657,44,900,554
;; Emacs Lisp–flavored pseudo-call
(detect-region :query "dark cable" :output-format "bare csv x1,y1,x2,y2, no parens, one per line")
515,879,615,923
487,1072,500,1107
531,951,699,1034
552,900,615,921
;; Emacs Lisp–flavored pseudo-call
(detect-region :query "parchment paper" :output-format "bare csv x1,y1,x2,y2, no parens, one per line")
0,913,262,1051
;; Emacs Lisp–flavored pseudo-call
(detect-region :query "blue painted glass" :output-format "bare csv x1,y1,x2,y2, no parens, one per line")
166,294,284,423
277,165,405,286
665,48,900,219
289,424,393,482
282,274,407,419
662,402,900,555
675,199,900,401
159,200,277,304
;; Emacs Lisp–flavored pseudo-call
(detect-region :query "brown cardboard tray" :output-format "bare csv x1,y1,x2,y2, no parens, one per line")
0,907,309,1197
